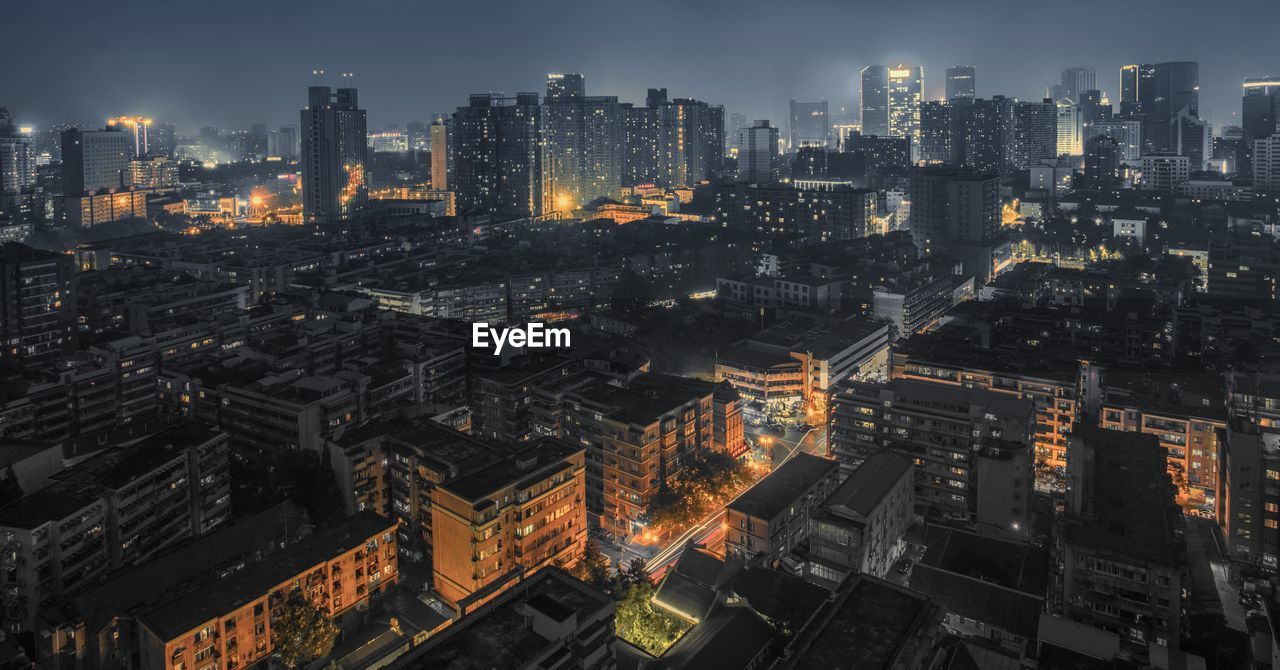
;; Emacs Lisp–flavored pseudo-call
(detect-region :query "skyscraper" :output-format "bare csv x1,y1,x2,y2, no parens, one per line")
430,120,449,190
1013,99,1058,169
1082,135,1123,190
1056,100,1082,156
622,100,660,186
918,97,1014,175
887,64,923,159
860,65,890,137
107,116,151,157
657,97,724,188
545,73,585,102
1241,76,1280,178
542,73,623,208
1059,67,1097,104
1122,62,1199,155
737,120,779,183
907,166,1000,259
452,93,547,217
1084,119,1142,163
0,110,35,195
789,100,830,149
269,125,298,160
300,86,368,223
945,66,976,100
60,128,130,195
0,242,78,366
920,101,956,164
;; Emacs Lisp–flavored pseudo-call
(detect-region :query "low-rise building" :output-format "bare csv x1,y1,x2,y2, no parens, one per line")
725,453,841,564
911,525,1047,656
807,452,913,585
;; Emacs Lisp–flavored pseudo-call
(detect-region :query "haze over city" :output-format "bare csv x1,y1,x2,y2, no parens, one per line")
5,0,1278,130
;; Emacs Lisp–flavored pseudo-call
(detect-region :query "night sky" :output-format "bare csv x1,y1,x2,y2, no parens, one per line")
6,0,1278,133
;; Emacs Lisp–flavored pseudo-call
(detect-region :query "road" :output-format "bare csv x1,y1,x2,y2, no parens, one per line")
640,423,826,578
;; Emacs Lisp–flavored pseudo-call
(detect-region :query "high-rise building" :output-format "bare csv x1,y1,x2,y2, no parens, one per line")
1122,62,1199,155
300,86,368,223
920,101,956,164
150,122,176,158
655,96,724,188
1055,100,1082,156
1255,135,1280,194
622,100,660,186
830,378,1034,534
60,128,130,195
908,166,1000,257
0,110,35,195
0,242,77,365
1078,89,1108,126
1176,110,1211,170
545,72,585,102
1013,99,1058,169
945,66,976,100
543,73,623,208
860,65,890,137
430,119,449,190
1081,135,1123,190
789,99,830,149
268,124,298,160
737,119,780,183
1241,76,1280,178
451,92,547,217
106,116,152,156
887,64,924,158
918,97,1014,175
1084,119,1142,163
1059,66,1097,104
431,439,587,608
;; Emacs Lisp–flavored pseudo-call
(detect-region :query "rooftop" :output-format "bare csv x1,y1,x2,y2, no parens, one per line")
729,453,839,521
820,452,912,520
398,568,612,669
438,438,581,503
140,512,395,641
783,575,941,670
911,526,1047,640
1066,427,1185,566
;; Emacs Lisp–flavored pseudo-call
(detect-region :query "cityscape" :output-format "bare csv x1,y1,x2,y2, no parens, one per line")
2,1,1280,668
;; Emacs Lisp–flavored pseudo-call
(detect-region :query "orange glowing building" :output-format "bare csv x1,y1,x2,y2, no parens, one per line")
431,439,587,613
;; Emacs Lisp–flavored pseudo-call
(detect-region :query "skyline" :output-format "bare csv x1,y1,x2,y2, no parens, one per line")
5,0,1279,132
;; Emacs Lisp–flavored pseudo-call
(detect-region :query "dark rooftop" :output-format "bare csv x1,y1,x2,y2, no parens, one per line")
911,526,1047,640
729,453,839,521
438,438,580,503
821,452,912,520
140,512,395,641
1065,427,1185,566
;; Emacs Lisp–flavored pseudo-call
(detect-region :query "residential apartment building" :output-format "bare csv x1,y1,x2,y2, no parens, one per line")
431,440,587,612
807,452,913,585
725,453,841,564
829,379,1034,536
1061,427,1185,662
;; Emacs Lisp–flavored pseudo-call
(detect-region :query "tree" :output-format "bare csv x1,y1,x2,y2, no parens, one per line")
571,538,611,591
272,596,339,669
617,558,650,590
0,463,22,507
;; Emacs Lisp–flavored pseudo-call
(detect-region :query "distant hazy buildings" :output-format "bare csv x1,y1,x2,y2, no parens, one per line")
1121,61,1199,156
737,119,780,183
300,86,368,223
430,119,449,190
789,99,830,149
945,66,976,100
1059,66,1097,104
887,64,924,158
60,128,130,195
860,65,890,137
